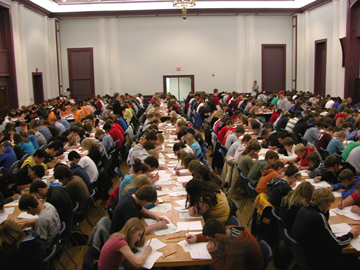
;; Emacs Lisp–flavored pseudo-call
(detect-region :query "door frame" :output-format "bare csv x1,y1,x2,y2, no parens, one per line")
261,44,286,92
314,39,327,96
163,75,195,98
32,72,44,104
67,47,95,99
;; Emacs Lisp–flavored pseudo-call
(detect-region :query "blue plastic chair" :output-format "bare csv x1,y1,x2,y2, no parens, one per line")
284,229,312,270
259,240,273,270
225,215,241,227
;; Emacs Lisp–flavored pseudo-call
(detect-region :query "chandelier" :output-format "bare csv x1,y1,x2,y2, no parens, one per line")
173,0,196,21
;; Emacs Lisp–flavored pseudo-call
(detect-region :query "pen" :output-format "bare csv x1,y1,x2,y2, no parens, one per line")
163,251,177,258
166,235,185,240
148,239,152,246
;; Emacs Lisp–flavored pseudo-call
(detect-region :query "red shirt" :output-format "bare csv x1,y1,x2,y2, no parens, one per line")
217,126,229,145
334,113,346,121
212,95,220,106
113,122,124,135
296,147,314,167
270,111,279,124
98,235,128,270
315,132,332,153
109,127,124,149
222,128,235,145
351,192,360,204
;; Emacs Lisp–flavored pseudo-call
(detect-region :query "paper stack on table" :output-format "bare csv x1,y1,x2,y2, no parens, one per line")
18,212,38,219
177,221,203,231
5,199,20,207
332,206,360,221
166,153,178,159
189,243,212,259
0,207,15,223
330,223,360,251
149,204,172,212
178,240,209,254
144,217,180,236
175,199,186,208
176,175,193,183
135,239,165,269
169,190,187,197
305,179,331,189
156,188,171,196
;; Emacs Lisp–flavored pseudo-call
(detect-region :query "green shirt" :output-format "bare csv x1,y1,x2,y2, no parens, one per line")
341,141,360,161
271,97,279,105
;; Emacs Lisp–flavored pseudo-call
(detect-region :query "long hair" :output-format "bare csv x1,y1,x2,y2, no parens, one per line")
122,174,151,195
280,182,314,209
192,165,223,188
184,133,197,146
0,220,27,250
185,179,220,215
81,138,99,151
13,133,29,145
242,139,261,156
110,217,146,251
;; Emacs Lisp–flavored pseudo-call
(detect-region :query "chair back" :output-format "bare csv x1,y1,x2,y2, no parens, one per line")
63,202,78,237
320,147,330,160
74,190,95,224
40,244,57,269
124,142,131,151
201,147,208,154
259,240,273,270
225,215,241,227
201,142,208,149
225,187,232,196
228,198,239,217
19,153,29,167
202,159,209,166
334,152,345,163
271,208,291,246
8,160,20,174
284,229,312,270
247,181,258,200
219,148,226,165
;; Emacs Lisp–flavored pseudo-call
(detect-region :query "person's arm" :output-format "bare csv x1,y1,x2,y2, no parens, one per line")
337,194,356,209
139,208,169,234
120,245,152,268
188,203,209,217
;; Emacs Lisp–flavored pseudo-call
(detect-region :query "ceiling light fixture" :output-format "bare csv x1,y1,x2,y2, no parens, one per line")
173,0,195,21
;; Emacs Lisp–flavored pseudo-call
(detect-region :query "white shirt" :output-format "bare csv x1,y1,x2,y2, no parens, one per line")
78,156,99,183
325,100,335,109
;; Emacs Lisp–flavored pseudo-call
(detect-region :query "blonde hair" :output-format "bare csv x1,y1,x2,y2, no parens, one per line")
294,143,306,155
67,134,77,146
310,188,335,207
110,217,145,251
0,220,27,249
122,174,151,195
281,182,314,210
337,131,347,139
148,149,159,159
81,138,99,151
177,149,188,165
156,134,164,143
188,159,202,173
184,133,197,146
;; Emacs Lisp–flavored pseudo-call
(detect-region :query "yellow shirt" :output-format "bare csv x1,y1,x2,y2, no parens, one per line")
21,156,47,169
202,191,230,224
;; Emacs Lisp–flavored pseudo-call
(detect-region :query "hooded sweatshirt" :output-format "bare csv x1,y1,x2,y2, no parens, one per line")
255,169,280,195
0,146,17,174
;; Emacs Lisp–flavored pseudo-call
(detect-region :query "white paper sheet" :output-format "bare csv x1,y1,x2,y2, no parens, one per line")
5,199,20,207
330,223,352,237
166,153,178,159
145,238,167,251
179,212,202,219
332,206,360,221
177,221,203,231
135,248,163,269
178,240,208,253
175,199,186,208
175,207,188,213
17,212,38,219
189,244,212,259
154,180,172,186
332,191,342,198
156,188,171,196
149,204,172,212
0,207,15,223
169,191,188,197
176,175,193,183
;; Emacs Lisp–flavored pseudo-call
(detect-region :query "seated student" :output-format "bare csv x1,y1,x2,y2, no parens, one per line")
173,142,193,155
224,125,245,150
192,164,223,188
120,159,149,197
267,162,300,209
278,137,296,158
185,180,230,224
337,181,360,215
345,143,360,175
0,174,19,204
95,128,114,153
29,180,73,223
184,133,201,157
0,220,46,270
232,134,252,160
15,164,45,192
279,182,314,232
13,133,35,156
291,188,360,270
127,141,155,166
255,161,285,195
18,194,61,249
237,139,261,177
303,121,324,145
315,125,335,155
261,130,281,150
324,155,356,184
81,138,107,166
326,131,346,155
111,186,169,233
54,165,89,214
289,143,314,171
68,151,99,184
42,141,61,169
139,131,157,146
247,150,279,186
186,219,263,270
329,169,360,199
306,151,331,182
66,133,80,150
103,121,124,149
217,120,234,145
250,119,263,137
0,142,17,175
98,218,153,270
341,137,360,161
19,130,39,150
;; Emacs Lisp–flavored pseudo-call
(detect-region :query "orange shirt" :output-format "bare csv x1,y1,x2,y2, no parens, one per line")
74,110,83,122
81,106,91,116
48,111,56,121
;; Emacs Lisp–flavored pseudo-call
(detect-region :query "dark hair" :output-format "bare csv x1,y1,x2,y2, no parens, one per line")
294,110,302,118
192,165,222,188
69,126,81,134
278,132,288,140
31,165,45,178
266,160,285,170
324,155,339,168
54,165,73,180
135,185,157,203
185,180,220,215
32,149,47,159
242,134,252,142
265,150,279,161
235,125,245,134
338,169,354,182
103,123,111,131
29,180,47,194
306,152,321,167
68,150,81,161
184,154,199,168
144,156,159,169
203,219,226,238
173,142,186,152
284,162,299,177
132,158,149,174
47,141,60,151
145,131,157,141
143,141,155,151
19,194,39,211
251,121,260,130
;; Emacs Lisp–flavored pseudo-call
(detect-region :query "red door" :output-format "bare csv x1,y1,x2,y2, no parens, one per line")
262,45,286,93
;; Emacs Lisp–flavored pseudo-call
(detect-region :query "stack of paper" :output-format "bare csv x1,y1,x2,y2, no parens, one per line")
135,247,163,269
154,180,172,186
175,199,186,208
5,199,20,207
332,206,360,221
299,170,308,177
0,207,15,223
305,179,331,189
176,175,193,183
18,212,38,219
177,221,203,231
169,191,187,197
178,240,208,253
144,217,180,236
156,188,171,196
149,204,172,212
166,153,178,159
189,244,212,259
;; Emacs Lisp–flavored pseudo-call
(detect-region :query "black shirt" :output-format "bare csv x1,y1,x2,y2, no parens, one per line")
111,193,142,233
46,186,73,222
15,165,33,187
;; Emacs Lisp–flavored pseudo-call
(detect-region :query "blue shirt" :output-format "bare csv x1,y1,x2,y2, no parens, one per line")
118,117,127,131
331,177,360,199
191,142,201,156
37,126,51,142
61,119,71,130
119,174,134,200
332,102,340,109
0,146,17,174
326,137,344,155
19,141,35,156
27,135,39,150
101,133,114,152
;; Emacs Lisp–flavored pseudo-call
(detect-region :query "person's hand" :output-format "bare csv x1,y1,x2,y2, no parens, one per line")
156,186,162,191
57,155,65,159
350,228,360,239
327,187,334,191
12,194,20,200
156,221,168,230
157,216,170,224
298,166,302,171
314,176,322,183
182,182,187,188
186,234,197,243
159,165,166,170
152,173,159,182
154,200,160,206
337,201,344,209
145,245,153,254
45,170,49,176
351,205,360,213
206,240,218,253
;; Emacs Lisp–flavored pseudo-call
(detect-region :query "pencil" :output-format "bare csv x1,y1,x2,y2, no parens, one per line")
148,239,152,246
163,251,177,258
166,235,185,240
166,240,180,243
